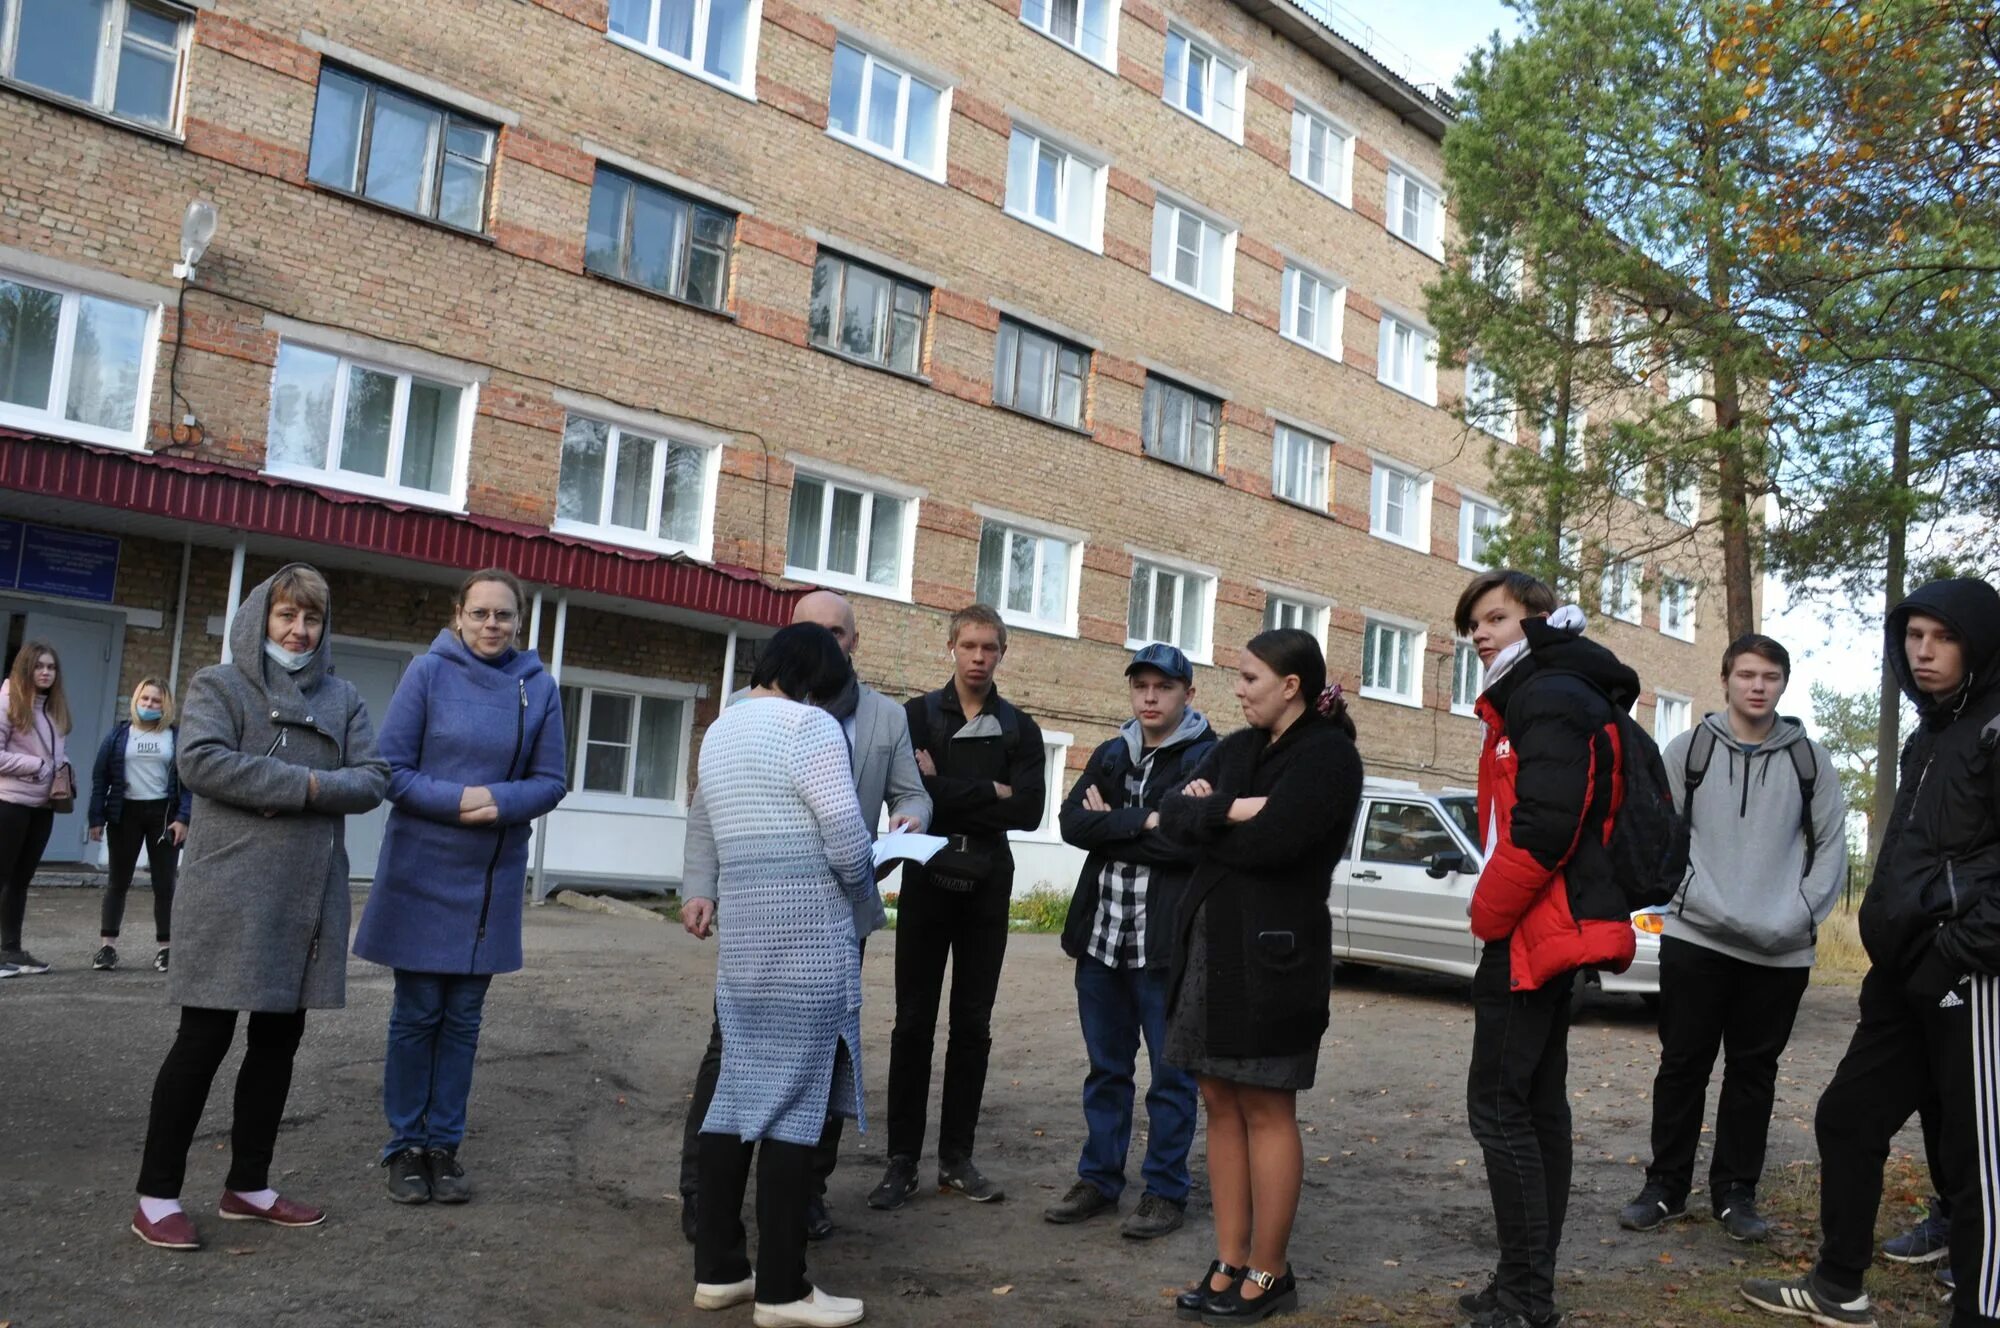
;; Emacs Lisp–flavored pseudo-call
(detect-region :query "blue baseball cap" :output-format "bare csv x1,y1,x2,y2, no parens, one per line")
1126,642,1194,684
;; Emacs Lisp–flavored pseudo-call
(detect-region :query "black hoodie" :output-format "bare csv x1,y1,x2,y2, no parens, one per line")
1856,577,2000,992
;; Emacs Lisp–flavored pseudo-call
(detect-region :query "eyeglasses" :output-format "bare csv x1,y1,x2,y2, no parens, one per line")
464,610,518,626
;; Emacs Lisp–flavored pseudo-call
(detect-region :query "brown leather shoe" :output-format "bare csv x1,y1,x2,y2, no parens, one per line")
131,1206,201,1250
217,1191,325,1227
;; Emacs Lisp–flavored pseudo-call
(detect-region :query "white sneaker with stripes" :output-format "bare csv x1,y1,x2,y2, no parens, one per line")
1740,1274,1875,1326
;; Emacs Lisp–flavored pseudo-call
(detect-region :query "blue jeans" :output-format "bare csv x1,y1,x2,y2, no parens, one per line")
382,970,493,1158
1075,958,1198,1204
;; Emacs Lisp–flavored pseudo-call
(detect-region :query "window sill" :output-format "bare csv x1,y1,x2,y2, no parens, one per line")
1273,494,1334,520
1142,451,1225,483
1279,331,1344,364
994,402,1093,438
784,567,912,605
809,341,931,387
558,791,690,816
604,31,758,103
306,181,497,244
1151,274,1232,314
1369,528,1428,554
995,612,1079,640
1292,172,1353,211
1385,229,1445,265
1125,636,1213,668
1163,100,1243,146
265,463,467,515
0,77,184,146
1019,21,1118,75
1450,703,1477,718
1377,377,1439,407
583,268,738,322
551,518,712,565
825,128,946,185
1360,687,1423,710
1003,206,1103,256
1661,630,1696,644
0,409,149,453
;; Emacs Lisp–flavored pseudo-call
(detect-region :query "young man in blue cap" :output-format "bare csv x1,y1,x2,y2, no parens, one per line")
1045,643,1215,1238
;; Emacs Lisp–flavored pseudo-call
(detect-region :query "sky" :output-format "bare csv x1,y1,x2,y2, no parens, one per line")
1321,0,1521,94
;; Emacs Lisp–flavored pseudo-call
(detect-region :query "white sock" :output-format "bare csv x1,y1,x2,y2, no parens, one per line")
230,1188,278,1210
138,1196,183,1222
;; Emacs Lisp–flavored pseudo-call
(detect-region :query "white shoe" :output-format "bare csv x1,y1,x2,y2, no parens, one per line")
693,1275,755,1310
753,1286,864,1327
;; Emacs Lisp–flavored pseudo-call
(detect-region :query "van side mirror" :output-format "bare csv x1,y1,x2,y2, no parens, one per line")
1426,851,1469,879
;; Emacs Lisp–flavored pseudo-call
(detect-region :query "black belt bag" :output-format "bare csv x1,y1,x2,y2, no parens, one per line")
925,834,1000,892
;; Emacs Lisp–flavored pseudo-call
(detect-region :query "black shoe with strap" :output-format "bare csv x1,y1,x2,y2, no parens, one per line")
1176,1261,1243,1322
1201,1265,1298,1324
867,1154,920,1211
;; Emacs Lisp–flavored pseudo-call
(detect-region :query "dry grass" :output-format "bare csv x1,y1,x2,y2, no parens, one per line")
1816,904,1872,985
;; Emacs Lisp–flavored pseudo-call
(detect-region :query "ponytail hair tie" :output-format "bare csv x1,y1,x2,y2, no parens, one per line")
1316,681,1344,716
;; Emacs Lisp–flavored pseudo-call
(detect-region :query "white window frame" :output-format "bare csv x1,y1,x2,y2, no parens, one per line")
1150,196,1236,310
1003,124,1107,253
1458,495,1505,570
825,39,951,182
605,0,762,98
783,461,920,602
558,670,702,813
1271,423,1331,510
1654,690,1693,744
1385,163,1444,259
1539,405,1587,456
1289,98,1354,206
1125,549,1218,665
1665,464,1700,525
550,406,723,562
1659,573,1696,642
1361,614,1425,709
1262,587,1329,648
1450,638,1484,716
263,338,476,511
1464,357,1513,441
1369,458,1432,552
974,511,1084,638
1599,557,1641,625
0,0,193,132
0,264,160,450
1010,730,1076,845
1611,307,1652,380
1162,23,1244,141
1667,357,1705,418
1280,263,1344,361
1377,314,1438,404
1018,0,1118,71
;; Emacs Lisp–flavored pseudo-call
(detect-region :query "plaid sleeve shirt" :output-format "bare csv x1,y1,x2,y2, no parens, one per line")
1084,746,1158,970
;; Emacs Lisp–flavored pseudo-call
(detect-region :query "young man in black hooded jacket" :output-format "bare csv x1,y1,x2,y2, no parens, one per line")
1744,576,2000,1328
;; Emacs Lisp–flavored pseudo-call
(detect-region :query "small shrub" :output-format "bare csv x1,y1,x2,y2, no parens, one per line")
1008,884,1071,933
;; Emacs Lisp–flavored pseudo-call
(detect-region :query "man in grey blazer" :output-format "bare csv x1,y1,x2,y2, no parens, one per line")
678,590,931,1242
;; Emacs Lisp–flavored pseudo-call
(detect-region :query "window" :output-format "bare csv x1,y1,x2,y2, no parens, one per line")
560,684,687,801
1150,198,1235,308
0,269,155,448
554,412,715,556
1377,315,1437,403
1014,734,1075,843
584,168,734,310
1464,358,1512,440
1471,244,1525,296
1020,0,1117,68
1609,450,1648,503
1140,375,1221,474
1362,618,1421,707
1271,424,1330,509
1451,640,1483,715
1386,166,1443,258
1289,104,1353,204
1667,357,1705,417
1655,692,1692,744
827,40,948,179
1264,593,1327,644
1162,26,1242,139
992,320,1089,429
808,253,928,375
1281,265,1344,360
1003,127,1104,251
976,520,1078,634
1665,463,1699,525
1539,405,1586,455
786,470,911,596
1459,498,1504,569
265,341,471,506
606,0,759,92
307,68,496,232
1611,308,1652,379
1599,557,1640,624
1557,526,1583,597
1369,460,1430,550
1127,558,1214,659
1659,574,1695,642
0,0,189,130
1361,800,1460,865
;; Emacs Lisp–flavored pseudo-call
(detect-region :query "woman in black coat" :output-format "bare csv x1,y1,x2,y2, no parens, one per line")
1159,628,1364,1324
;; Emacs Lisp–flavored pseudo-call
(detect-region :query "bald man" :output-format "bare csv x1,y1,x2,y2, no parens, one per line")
677,590,931,1242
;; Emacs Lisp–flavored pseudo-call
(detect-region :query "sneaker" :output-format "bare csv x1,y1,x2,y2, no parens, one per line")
93,944,118,970
0,957,18,978
1,948,50,975
1121,1191,1185,1240
937,1154,1004,1203
1457,1278,1499,1316
867,1154,920,1211
1618,1181,1687,1232
752,1285,864,1328
217,1191,325,1227
804,1194,834,1241
1717,1190,1771,1243
384,1148,430,1204
1740,1273,1875,1326
1043,1179,1116,1225
131,1204,201,1250
426,1147,470,1204
155,947,170,973
1884,1204,1952,1263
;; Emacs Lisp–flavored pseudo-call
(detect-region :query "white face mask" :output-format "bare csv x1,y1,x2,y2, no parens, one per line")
263,638,315,673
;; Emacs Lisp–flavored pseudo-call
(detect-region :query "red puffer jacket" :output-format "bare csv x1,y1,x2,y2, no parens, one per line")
1469,618,1639,992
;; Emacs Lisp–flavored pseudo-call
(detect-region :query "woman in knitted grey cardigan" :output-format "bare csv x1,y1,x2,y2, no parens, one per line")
687,624,874,1328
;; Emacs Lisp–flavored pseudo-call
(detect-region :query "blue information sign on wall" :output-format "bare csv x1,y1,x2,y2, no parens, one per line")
0,520,121,604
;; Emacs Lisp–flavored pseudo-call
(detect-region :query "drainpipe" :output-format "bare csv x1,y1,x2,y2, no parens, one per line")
527,589,544,657
718,627,738,711
218,537,246,664
167,537,192,695
529,594,568,904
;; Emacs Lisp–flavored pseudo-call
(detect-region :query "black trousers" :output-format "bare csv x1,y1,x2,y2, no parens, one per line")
696,1131,815,1305
101,799,178,943
886,870,1011,1161
137,1006,308,1199
1814,965,2000,1327
1644,935,1811,1206
1466,940,1576,1322
0,800,55,950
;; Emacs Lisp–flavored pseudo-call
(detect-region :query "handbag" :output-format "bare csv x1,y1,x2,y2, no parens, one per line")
923,834,996,893
49,761,76,814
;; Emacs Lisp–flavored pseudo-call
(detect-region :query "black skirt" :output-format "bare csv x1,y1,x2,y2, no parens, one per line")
1165,904,1319,1091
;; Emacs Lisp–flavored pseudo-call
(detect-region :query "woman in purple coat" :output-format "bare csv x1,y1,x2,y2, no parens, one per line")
352,568,566,1205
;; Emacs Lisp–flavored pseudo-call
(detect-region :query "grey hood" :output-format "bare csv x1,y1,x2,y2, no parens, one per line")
230,563,333,695
1120,706,1211,768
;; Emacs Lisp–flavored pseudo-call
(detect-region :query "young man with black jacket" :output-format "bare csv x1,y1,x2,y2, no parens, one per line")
1744,576,2000,1328
1621,634,1848,1243
1043,643,1215,1240
870,604,1046,1210
1455,570,1643,1328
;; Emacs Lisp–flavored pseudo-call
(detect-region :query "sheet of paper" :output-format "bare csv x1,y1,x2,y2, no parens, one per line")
872,830,949,869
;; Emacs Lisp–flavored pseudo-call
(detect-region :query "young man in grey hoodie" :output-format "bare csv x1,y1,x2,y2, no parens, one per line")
1620,634,1847,1242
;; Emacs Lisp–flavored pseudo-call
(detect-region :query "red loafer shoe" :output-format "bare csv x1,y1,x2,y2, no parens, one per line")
218,1191,325,1227
131,1206,201,1250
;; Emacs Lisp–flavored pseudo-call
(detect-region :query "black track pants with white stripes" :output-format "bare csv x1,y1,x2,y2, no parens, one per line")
1814,963,2000,1327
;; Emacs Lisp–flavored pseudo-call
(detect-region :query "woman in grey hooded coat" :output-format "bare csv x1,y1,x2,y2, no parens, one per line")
129,564,388,1252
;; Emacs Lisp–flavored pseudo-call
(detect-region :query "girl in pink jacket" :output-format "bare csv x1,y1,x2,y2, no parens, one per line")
0,640,70,977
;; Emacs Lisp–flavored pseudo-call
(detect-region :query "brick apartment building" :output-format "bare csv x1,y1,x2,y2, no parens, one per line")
0,0,1729,891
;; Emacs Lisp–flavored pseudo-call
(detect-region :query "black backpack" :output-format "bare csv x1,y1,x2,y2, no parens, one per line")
1681,724,1822,876
1603,709,1691,910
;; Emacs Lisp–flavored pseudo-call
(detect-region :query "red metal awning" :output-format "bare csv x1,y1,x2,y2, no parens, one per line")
0,428,799,627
